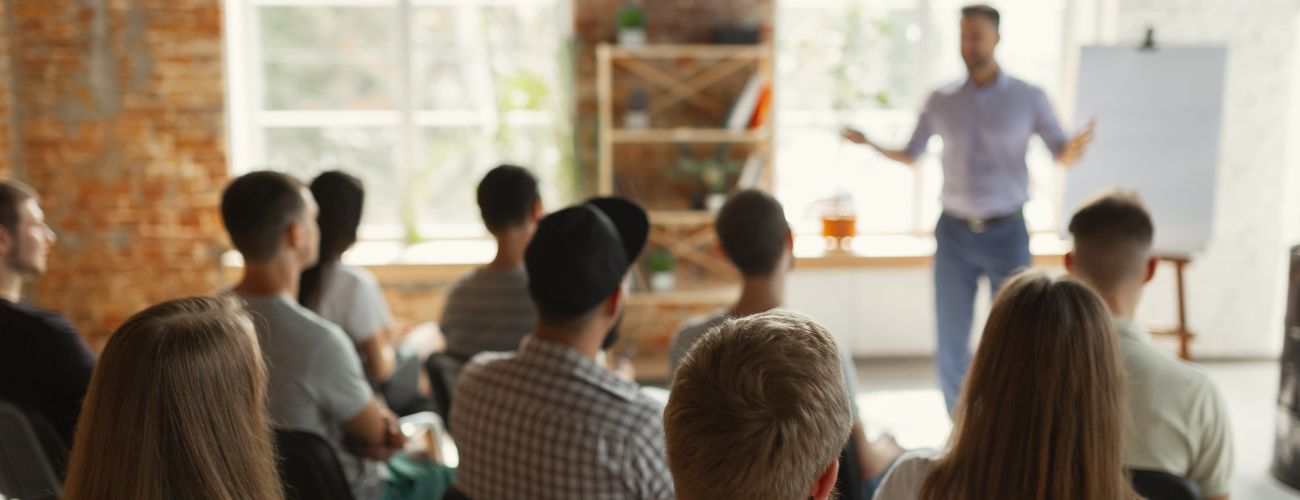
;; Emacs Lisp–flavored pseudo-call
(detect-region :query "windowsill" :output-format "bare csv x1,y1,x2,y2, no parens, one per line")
220,233,1070,282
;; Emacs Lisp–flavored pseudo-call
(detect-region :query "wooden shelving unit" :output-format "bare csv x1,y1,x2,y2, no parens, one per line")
596,43,775,360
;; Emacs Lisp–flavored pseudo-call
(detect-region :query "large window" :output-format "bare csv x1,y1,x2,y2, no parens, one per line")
775,0,1085,237
226,0,573,242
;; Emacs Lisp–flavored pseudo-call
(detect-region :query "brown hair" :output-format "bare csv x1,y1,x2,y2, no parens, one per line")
961,4,1001,30
1068,189,1155,293
63,295,283,500
221,171,307,262
920,271,1136,500
665,310,852,500
0,179,36,237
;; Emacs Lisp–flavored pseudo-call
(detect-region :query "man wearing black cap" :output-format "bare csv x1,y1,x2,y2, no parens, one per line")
449,197,673,500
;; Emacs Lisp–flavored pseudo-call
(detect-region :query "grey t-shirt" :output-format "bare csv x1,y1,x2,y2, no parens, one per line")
441,267,536,359
315,264,393,345
237,293,387,500
668,311,862,419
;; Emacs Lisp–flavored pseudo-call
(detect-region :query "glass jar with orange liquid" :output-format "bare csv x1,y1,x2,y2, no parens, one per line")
820,192,856,252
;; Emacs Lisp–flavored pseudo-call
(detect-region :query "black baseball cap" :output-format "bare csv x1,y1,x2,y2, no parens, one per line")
525,197,649,317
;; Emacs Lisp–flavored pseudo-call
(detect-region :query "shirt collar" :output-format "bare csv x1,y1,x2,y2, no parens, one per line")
964,69,1006,91
517,336,641,402
1113,316,1152,343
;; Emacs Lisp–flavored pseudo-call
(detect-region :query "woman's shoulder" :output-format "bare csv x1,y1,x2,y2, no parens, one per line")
875,449,942,500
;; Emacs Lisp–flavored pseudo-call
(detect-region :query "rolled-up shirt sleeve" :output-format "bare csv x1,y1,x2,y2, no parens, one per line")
904,93,938,159
1033,89,1069,155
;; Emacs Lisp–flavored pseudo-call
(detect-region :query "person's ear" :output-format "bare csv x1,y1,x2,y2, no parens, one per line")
808,459,840,500
286,219,305,253
606,281,626,318
1064,251,1076,274
1144,256,1158,284
0,229,10,258
993,31,1001,47
531,198,544,222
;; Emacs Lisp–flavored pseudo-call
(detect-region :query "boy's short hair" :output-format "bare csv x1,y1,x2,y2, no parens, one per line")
0,180,37,238
477,165,540,233
220,171,307,261
1067,189,1155,293
715,190,791,277
665,309,852,500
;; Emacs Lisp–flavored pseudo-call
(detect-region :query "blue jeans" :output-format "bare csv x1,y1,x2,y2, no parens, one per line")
934,212,1030,414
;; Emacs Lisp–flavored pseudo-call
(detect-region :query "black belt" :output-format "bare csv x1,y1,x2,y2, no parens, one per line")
943,210,1021,234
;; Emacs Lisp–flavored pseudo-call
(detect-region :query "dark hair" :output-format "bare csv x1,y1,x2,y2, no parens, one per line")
1068,189,1155,292
716,190,791,277
961,4,1000,30
220,171,306,262
299,171,364,309
477,165,539,233
0,179,36,238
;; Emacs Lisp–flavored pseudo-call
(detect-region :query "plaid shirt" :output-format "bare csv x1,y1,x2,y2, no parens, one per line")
450,336,674,500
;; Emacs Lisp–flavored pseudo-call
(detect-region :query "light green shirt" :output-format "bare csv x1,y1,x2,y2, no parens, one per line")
1116,317,1234,496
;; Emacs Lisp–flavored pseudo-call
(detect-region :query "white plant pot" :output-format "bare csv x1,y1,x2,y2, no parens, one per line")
618,28,646,47
705,193,727,213
649,272,676,293
624,110,650,129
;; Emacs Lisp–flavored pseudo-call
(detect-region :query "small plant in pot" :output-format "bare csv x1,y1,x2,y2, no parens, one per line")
674,144,741,212
616,2,646,47
645,250,676,293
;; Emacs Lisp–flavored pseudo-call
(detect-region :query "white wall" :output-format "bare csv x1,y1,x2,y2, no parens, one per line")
790,0,1300,359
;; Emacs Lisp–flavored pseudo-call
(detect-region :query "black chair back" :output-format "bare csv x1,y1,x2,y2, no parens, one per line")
1128,468,1203,500
275,429,355,500
442,484,472,500
0,400,61,500
833,436,865,500
425,352,465,431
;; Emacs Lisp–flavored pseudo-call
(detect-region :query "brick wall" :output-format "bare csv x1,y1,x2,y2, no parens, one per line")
4,0,228,350
0,0,15,178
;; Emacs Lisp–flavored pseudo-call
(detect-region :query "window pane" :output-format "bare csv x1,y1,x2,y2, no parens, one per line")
261,127,401,229
412,7,476,110
259,5,398,110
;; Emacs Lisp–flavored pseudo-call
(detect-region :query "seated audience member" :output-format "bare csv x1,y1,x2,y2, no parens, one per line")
299,171,427,414
222,171,451,500
875,271,1139,500
667,189,902,494
666,309,853,500
62,296,283,500
0,180,95,446
440,165,541,361
451,197,674,499
1066,190,1234,499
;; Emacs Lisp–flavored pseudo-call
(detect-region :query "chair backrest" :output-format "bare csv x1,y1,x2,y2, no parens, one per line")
0,400,61,500
833,436,865,500
1128,468,1203,500
425,353,465,432
275,429,355,500
441,484,472,500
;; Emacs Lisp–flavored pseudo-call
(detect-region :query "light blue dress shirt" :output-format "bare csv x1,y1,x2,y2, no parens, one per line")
906,71,1068,219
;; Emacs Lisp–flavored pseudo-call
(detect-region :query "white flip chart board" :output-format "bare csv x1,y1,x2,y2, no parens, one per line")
1061,46,1227,255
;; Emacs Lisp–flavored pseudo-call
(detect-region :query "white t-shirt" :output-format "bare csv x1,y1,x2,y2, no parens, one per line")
874,449,941,500
1116,317,1234,496
316,263,393,345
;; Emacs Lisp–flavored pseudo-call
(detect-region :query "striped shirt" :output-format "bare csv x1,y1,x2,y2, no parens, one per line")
451,336,674,500
441,267,535,359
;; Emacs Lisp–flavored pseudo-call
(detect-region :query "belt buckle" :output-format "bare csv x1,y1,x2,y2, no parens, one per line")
969,218,986,233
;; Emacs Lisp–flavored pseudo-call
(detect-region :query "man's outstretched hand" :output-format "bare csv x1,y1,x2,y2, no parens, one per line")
1057,119,1097,167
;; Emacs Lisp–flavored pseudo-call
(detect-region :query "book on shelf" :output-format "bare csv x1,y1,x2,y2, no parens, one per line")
736,152,766,191
725,74,766,131
748,83,772,129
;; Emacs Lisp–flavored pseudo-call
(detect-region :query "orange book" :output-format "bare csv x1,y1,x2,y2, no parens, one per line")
748,84,772,129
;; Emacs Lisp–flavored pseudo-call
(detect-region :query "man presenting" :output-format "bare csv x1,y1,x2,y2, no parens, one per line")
843,4,1095,412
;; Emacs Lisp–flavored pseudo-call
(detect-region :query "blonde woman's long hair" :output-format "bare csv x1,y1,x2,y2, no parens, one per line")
920,271,1137,500
63,295,283,500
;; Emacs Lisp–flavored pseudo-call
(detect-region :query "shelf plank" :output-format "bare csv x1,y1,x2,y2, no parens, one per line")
628,286,739,306
611,128,768,143
606,44,772,59
648,210,714,226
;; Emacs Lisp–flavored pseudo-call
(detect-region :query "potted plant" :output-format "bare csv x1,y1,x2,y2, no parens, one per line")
675,144,742,212
616,2,646,47
624,87,650,129
645,250,676,293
